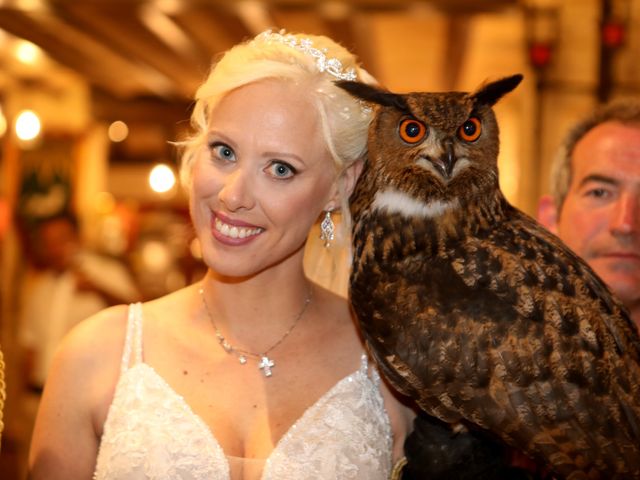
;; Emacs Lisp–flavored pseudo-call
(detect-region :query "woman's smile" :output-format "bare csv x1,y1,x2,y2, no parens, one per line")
211,212,264,244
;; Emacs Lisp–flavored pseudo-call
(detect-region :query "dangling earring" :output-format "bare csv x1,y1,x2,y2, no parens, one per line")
320,210,335,247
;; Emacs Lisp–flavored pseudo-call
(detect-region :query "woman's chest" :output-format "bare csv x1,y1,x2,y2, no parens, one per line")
96,363,393,480
148,344,364,458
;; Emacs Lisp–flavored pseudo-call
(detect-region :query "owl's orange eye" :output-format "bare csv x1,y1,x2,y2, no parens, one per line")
398,118,427,144
458,117,482,142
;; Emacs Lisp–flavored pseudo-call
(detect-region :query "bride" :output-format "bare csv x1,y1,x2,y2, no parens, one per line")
28,30,413,479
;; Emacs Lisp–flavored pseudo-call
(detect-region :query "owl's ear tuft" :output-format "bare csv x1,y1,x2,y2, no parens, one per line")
472,74,523,107
335,81,408,111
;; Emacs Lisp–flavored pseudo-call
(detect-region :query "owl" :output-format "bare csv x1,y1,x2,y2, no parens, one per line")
337,75,640,479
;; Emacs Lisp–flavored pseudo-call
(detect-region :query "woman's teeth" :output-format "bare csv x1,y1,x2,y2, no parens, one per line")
215,218,262,239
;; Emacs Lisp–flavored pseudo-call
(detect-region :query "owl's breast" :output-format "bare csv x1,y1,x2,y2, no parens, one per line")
349,210,444,333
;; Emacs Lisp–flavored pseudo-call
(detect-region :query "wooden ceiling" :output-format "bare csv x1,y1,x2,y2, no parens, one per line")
0,0,519,119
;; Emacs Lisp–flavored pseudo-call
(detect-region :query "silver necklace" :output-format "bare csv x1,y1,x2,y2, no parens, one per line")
199,284,312,377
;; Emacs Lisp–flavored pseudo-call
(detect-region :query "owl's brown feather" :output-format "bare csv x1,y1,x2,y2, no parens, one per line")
343,76,640,479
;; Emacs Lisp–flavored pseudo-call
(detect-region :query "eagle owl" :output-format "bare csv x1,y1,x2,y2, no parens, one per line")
337,75,640,479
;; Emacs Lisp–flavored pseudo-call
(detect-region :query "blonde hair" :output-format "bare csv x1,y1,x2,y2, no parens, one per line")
179,31,377,222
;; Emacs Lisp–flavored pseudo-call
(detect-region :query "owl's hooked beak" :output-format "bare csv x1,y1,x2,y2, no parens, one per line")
429,140,456,180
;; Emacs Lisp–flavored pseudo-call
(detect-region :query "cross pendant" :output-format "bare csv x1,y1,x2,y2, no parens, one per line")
259,356,275,377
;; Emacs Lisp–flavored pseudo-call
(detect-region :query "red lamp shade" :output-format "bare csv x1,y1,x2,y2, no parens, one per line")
529,42,553,68
602,21,626,48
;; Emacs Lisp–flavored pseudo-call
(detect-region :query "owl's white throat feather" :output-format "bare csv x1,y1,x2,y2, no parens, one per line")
372,188,459,218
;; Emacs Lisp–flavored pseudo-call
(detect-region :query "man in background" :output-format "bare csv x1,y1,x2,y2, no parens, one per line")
537,99,640,329
18,213,140,391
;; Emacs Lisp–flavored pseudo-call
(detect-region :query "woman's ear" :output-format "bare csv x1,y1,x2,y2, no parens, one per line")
537,194,559,234
324,159,364,212
342,158,364,199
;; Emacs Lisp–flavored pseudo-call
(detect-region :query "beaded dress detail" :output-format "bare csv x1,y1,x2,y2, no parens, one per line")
93,303,393,479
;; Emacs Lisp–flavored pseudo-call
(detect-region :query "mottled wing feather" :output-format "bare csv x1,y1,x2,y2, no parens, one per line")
350,199,640,478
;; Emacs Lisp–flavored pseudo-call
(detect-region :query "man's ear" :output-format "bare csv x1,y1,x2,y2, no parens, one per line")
537,194,559,234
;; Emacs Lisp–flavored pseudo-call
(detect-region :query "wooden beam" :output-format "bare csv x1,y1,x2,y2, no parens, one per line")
55,2,202,98
442,14,471,90
269,6,330,36
0,8,152,98
171,3,252,70
91,89,191,125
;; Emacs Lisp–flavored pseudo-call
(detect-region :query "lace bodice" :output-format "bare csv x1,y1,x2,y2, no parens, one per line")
93,303,393,479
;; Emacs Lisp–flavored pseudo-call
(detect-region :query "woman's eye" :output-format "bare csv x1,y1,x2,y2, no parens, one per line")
210,142,235,162
268,161,296,179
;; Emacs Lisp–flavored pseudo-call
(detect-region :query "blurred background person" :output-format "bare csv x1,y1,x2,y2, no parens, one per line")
537,99,640,329
18,212,141,394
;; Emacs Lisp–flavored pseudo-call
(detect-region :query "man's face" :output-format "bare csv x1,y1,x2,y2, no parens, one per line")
556,121,640,308
37,218,79,272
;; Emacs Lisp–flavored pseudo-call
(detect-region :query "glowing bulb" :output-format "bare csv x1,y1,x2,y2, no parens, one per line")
149,164,176,193
108,120,129,142
141,240,171,272
15,40,41,64
15,110,41,141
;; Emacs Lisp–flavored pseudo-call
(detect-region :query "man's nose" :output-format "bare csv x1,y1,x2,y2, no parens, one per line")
610,191,639,237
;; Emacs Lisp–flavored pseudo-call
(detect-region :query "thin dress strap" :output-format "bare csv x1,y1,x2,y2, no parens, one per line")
120,302,144,374
361,352,382,387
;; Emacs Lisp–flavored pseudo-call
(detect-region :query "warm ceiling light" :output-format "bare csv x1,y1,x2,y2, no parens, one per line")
13,0,48,10
149,164,176,193
108,120,129,142
141,239,172,272
319,2,351,20
15,109,41,141
15,40,41,64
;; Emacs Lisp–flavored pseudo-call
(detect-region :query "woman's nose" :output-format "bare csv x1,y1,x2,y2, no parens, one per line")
218,168,255,212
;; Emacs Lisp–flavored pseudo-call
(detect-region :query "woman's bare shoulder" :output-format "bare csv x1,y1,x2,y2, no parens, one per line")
59,284,195,365
29,304,134,478
56,304,131,370
136,285,198,335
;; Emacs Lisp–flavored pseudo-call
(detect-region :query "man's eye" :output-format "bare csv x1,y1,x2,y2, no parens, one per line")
269,161,296,179
585,188,610,199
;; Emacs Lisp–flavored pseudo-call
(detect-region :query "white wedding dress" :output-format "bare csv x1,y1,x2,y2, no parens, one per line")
93,303,393,479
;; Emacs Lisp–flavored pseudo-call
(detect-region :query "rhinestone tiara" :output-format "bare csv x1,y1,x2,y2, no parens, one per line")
253,29,357,81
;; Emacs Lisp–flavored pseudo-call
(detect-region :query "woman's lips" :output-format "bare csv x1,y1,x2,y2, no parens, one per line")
211,212,263,243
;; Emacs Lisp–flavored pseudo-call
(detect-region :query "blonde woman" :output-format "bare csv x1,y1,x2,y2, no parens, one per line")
29,31,413,479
